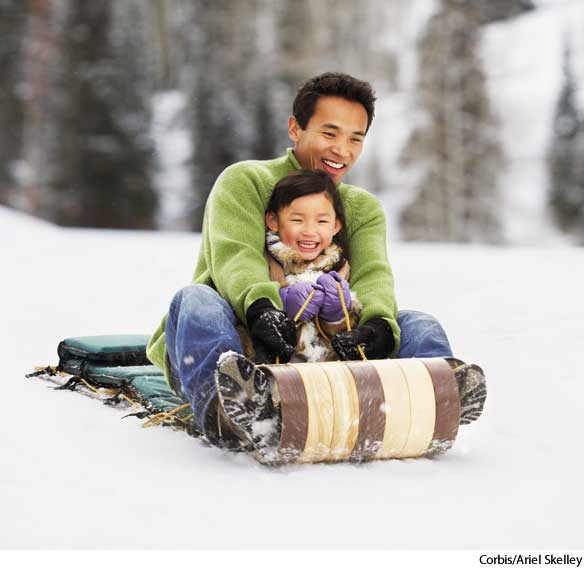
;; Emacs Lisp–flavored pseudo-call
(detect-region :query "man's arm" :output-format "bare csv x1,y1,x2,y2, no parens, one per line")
346,190,400,356
198,163,282,323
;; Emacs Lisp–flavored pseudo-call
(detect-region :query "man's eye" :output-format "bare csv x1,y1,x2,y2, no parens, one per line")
323,132,335,138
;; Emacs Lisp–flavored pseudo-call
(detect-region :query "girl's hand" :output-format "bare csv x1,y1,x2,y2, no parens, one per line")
280,282,325,321
317,271,352,322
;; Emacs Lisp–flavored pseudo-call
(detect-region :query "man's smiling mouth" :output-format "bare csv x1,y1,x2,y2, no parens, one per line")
322,158,345,170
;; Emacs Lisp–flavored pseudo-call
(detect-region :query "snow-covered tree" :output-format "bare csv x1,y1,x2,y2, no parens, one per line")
472,0,535,25
548,45,584,240
399,0,504,243
43,1,157,229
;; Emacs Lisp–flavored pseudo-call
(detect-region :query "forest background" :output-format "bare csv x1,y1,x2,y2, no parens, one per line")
2,0,584,246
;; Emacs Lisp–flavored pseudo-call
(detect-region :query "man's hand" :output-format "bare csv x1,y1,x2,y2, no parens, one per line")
246,299,297,363
331,317,394,361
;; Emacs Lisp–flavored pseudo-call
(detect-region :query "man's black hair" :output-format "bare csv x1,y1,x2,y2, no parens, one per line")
293,72,376,133
267,169,349,261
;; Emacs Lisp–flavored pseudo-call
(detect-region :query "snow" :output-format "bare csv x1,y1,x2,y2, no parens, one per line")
2,204,583,550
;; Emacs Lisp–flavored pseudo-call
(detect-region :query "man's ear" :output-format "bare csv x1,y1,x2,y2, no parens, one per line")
288,115,301,143
266,212,279,232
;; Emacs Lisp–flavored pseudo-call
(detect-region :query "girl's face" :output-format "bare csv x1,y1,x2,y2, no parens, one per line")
266,192,341,261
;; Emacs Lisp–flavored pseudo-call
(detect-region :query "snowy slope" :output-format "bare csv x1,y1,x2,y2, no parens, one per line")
2,205,583,549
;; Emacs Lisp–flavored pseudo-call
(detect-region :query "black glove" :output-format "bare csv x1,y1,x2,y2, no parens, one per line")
331,317,394,361
246,298,297,364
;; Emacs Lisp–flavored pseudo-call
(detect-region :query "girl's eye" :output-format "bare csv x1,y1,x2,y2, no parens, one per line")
351,137,363,143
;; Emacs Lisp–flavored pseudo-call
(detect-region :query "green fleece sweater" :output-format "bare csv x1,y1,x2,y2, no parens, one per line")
147,149,400,379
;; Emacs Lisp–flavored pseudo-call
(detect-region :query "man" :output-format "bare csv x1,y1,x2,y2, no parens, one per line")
147,73,485,452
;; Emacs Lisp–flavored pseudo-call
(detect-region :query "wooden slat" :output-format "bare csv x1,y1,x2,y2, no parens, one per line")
370,359,411,459
320,362,360,461
422,358,460,453
343,361,386,460
395,359,436,457
290,363,334,463
259,364,307,462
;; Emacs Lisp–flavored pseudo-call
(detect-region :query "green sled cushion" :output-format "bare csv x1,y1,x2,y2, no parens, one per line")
58,334,151,370
53,334,194,426
59,358,85,377
130,375,188,412
83,364,164,387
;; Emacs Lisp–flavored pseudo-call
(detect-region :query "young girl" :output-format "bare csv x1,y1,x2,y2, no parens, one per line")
213,170,366,457
238,169,362,363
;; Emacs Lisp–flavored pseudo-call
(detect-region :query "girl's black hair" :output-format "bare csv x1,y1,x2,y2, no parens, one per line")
267,169,349,265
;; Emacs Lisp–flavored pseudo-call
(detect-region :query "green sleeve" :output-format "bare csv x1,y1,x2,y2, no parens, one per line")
200,163,282,323
347,191,400,356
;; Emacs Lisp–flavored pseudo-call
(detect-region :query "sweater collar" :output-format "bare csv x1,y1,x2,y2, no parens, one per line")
286,148,302,171
266,230,342,274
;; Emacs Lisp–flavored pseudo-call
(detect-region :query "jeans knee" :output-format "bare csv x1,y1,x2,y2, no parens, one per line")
397,309,452,358
171,284,215,314
170,284,235,328
398,309,440,329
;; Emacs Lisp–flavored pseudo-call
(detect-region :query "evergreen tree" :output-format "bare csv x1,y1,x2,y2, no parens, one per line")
0,0,28,205
44,0,157,229
399,0,504,243
188,0,280,231
182,0,408,229
548,45,584,239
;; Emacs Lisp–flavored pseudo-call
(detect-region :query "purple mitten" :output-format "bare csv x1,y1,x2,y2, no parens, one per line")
317,271,352,322
279,282,325,321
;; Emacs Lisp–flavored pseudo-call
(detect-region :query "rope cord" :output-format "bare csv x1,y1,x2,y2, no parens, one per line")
142,403,193,428
336,282,367,361
314,315,329,340
33,366,193,429
79,377,194,428
77,377,138,406
293,289,316,322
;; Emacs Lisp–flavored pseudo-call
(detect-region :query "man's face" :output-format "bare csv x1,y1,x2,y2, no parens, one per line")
288,96,368,184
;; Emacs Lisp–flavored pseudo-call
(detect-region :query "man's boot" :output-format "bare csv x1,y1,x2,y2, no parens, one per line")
446,358,487,425
214,351,281,463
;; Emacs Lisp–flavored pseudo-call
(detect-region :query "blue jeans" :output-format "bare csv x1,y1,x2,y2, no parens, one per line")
165,284,453,436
